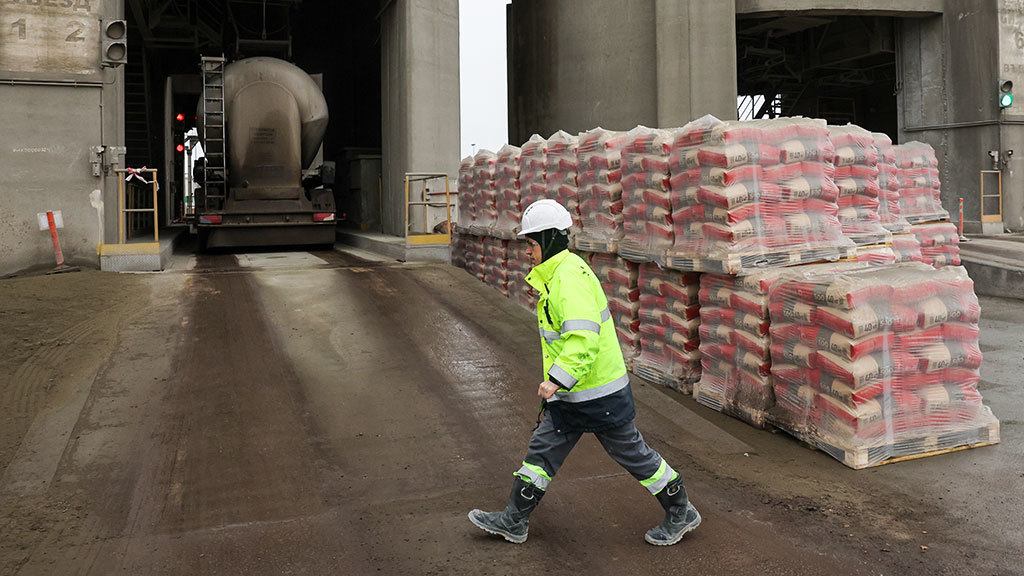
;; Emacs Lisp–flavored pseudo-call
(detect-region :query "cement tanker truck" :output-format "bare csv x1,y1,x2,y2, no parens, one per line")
193,56,336,249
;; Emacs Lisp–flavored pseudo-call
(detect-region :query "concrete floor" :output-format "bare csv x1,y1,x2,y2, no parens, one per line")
0,247,1021,575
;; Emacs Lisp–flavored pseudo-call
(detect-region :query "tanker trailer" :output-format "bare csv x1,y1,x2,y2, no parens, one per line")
193,56,336,249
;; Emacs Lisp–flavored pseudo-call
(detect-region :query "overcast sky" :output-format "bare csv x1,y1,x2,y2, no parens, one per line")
459,0,511,159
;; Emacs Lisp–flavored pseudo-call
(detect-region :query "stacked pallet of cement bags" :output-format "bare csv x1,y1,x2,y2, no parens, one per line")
493,144,523,239
893,142,949,225
519,135,548,210
471,149,498,235
618,126,675,264
585,252,641,363
829,124,891,246
575,128,628,253
666,115,855,274
768,263,998,468
633,263,702,392
545,130,581,230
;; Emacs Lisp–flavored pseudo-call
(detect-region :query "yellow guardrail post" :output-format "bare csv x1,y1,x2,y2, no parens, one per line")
100,168,161,258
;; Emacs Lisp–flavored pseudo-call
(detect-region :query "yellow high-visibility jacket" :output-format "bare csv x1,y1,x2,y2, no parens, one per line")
526,249,634,431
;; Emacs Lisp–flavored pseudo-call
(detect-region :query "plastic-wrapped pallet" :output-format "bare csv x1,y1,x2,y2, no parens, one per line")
893,141,949,224
829,125,891,246
767,263,999,469
584,252,641,363
506,240,537,310
575,128,628,253
667,115,855,274
872,132,911,234
619,126,675,264
471,149,498,235
912,221,961,268
493,144,523,239
519,134,548,212
457,156,475,231
545,130,581,229
482,236,510,296
892,234,924,263
634,263,701,393
695,261,869,428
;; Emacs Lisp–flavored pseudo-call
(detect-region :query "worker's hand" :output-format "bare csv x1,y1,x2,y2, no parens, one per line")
538,380,559,399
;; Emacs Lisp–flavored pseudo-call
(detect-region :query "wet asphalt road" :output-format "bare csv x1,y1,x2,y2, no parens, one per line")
1,247,1021,575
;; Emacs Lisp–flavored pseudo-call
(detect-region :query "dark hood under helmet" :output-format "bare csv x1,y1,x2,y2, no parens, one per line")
526,228,570,262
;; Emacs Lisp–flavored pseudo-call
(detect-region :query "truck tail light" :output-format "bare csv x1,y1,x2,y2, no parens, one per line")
313,212,336,222
199,214,222,224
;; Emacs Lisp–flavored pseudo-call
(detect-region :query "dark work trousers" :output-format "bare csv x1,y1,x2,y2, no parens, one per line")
515,411,680,495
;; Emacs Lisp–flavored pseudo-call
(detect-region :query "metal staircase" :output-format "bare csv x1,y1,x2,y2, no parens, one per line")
200,56,227,212
124,21,151,168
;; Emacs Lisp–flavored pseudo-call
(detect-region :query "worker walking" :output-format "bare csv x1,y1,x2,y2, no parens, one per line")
468,199,701,546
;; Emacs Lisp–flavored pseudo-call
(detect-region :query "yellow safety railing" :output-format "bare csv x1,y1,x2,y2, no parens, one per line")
980,170,1002,224
98,168,160,257
404,172,453,247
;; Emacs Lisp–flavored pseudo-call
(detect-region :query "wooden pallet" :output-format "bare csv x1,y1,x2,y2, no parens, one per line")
773,418,1000,470
633,362,698,395
904,214,952,225
692,385,770,429
666,245,855,274
574,237,620,254
848,232,893,247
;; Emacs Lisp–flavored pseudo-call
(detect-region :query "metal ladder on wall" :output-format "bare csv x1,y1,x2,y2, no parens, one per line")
201,56,228,212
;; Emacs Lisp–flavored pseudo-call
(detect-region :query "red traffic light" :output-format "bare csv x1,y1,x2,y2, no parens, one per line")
175,113,185,122
176,144,185,153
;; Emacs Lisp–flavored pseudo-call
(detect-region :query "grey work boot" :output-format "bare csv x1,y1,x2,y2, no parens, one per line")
468,477,544,544
645,475,701,546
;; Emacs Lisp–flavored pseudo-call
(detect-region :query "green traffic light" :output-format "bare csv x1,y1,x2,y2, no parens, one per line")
1001,93,1014,108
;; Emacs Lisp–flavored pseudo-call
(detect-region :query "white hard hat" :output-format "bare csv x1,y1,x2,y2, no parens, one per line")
518,199,573,237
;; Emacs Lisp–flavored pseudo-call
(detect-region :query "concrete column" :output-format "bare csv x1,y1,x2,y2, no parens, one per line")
508,0,658,145
380,0,461,237
897,3,1003,233
655,0,737,127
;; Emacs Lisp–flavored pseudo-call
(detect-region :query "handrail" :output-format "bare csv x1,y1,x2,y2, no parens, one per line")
980,170,1002,224
115,168,160,244
404,172,452,247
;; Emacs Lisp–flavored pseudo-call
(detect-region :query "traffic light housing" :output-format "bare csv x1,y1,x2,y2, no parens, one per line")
101,19,127,67
999,80,1014,109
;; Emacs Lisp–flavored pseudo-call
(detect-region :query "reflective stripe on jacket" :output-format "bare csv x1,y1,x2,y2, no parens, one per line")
525,249,629,405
